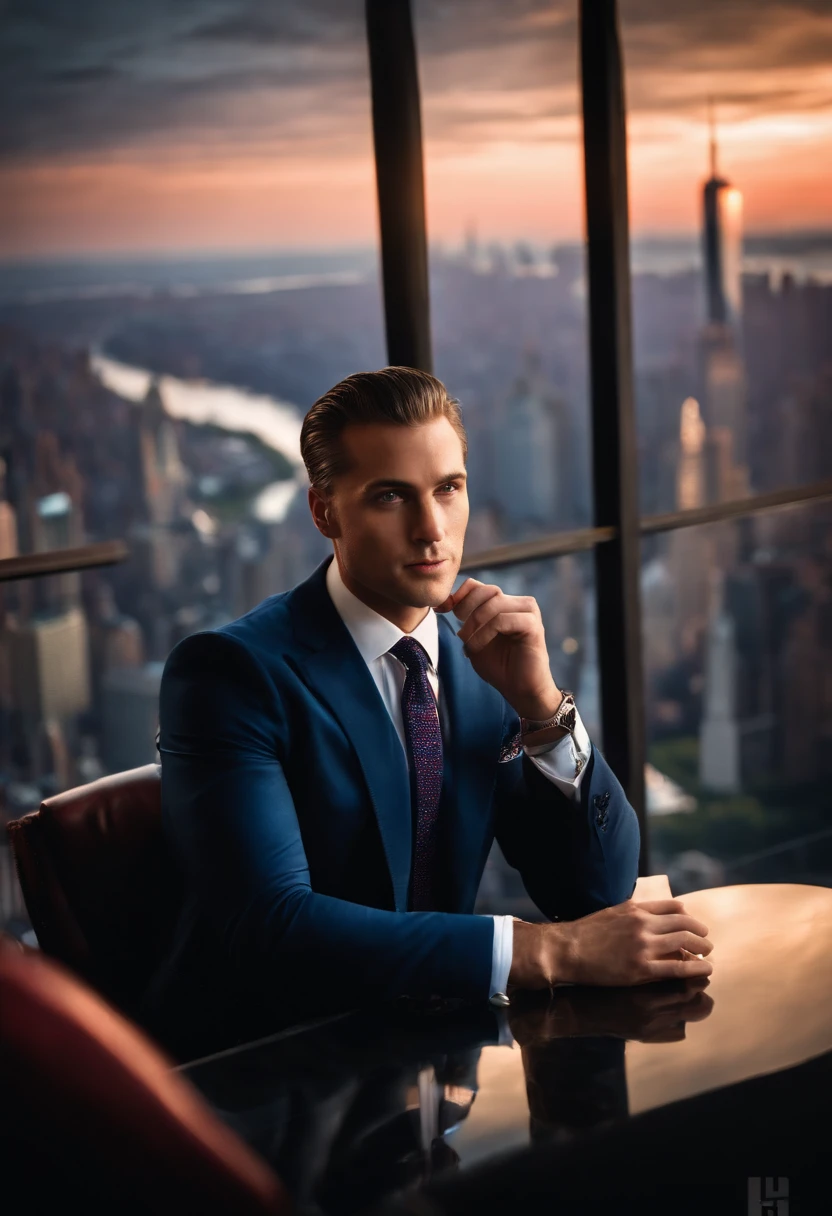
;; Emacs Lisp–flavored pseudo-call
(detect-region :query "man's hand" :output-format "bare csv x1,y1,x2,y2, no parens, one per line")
509,899,714,991
435,578,560,721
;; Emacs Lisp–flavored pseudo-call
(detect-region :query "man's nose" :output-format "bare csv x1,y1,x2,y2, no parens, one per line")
413,497,444,543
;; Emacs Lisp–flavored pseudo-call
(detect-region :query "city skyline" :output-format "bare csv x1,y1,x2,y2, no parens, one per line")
2,67,831,909
2,0,832,256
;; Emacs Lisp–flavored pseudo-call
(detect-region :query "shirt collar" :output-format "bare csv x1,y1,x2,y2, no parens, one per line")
326,556,439,672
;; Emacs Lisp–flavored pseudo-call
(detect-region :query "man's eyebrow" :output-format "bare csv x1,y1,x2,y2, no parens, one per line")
363,471,467,493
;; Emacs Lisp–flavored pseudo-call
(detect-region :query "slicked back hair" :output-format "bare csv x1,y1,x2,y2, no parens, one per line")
300,367,467,495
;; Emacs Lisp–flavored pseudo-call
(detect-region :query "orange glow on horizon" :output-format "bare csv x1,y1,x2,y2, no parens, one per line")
1,41,831,257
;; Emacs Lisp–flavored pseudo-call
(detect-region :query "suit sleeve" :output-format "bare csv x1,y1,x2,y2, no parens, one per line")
159,631,494,1011
493,701,640,922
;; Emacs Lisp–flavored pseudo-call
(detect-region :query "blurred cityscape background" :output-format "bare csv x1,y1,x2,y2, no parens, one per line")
2,0,832,930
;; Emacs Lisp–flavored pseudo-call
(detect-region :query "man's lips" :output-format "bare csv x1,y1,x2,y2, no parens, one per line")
405,558,446,568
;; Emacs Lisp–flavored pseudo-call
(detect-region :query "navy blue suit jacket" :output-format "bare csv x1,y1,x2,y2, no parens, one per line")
146,557,639,1036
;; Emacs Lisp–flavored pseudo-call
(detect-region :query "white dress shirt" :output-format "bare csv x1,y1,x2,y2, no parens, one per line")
325,558,592,999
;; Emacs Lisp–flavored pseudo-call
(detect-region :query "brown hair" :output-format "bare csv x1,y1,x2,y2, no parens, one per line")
300,366,467,495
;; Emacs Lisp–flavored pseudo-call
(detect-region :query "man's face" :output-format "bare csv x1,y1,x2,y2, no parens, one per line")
313,416,469,619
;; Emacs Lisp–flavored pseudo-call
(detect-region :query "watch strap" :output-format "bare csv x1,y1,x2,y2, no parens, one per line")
521,691,577,737
498,692,578,763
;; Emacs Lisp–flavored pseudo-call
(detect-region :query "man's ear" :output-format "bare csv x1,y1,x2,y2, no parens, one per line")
308,486,340,538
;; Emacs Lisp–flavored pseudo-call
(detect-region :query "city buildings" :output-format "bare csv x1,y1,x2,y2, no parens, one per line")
1,215,831,916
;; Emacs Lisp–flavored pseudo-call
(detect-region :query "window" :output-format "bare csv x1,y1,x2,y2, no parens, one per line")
2,1,830,939
642,499,832,891
415,0,593,549
620,0,832,512
0,3,384,928
458,553,599,915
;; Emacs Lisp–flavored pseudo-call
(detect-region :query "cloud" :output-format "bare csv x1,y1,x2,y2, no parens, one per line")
191,3,359,47
0,0,371,160
0,0,830,165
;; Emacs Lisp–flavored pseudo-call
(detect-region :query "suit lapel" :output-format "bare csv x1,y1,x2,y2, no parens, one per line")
289,560,412,911
287,560,506,914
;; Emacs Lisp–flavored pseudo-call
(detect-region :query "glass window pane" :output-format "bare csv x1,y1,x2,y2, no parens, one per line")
621,1,832,514
641,500,832,893
415,0,593,554
0,3,384,932
459,553,600,915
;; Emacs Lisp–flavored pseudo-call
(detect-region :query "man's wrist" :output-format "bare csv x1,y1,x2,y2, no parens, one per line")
508,919,573,991
511,684,563,724
522,690,581,747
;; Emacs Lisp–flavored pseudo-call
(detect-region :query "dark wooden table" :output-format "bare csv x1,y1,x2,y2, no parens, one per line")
181,884,832,1214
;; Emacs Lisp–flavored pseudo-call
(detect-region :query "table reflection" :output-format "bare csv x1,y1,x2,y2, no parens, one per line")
508,981,713,1145
182,885,832,1214
184,979,712,1213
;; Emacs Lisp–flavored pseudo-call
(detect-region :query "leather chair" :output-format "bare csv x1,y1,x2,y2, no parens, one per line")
5,763,179,1012
0,934,288,1215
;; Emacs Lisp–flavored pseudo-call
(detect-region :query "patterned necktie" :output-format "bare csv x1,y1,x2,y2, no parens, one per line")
389,636,443,911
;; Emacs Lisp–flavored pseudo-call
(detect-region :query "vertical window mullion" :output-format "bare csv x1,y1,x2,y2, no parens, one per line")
580,0,649,871
365,0,433,373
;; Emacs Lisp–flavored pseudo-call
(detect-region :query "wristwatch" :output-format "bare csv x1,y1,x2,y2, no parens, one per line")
498,691,579,763
521,690,578,738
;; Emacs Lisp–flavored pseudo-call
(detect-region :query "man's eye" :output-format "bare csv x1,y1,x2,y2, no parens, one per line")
377,491,401,503
439,483,459,494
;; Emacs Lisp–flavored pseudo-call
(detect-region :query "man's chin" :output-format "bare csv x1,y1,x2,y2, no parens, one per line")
397,564,458,608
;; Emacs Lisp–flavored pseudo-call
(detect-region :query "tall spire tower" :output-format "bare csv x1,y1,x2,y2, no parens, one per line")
702,101,743,328
698,101,749,480
708,95,718,180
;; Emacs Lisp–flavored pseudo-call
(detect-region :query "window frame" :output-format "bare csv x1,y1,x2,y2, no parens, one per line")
365,0,832,872
5,1,830,876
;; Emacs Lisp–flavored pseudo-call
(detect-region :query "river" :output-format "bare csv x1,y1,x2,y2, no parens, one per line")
90,351,305,523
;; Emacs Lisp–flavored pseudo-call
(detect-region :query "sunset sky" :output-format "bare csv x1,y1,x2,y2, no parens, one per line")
1,0,831,257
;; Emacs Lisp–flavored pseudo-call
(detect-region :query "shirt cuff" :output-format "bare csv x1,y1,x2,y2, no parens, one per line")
489,914,514,1003
524,708,592,801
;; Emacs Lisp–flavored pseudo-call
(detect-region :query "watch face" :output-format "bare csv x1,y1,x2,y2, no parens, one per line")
557,697,577,732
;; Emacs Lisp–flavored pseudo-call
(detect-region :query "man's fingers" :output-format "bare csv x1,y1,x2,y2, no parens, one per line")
643,912,710,940
450,581,500,625
456,590,508,643
463,612,535,654
458,595,537,646
645,956,714,981
651,930,713,957
434,577,481,616
682,976,712,993
633,899,688,915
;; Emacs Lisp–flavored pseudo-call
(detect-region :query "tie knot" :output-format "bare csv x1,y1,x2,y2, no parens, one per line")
389,635,431,672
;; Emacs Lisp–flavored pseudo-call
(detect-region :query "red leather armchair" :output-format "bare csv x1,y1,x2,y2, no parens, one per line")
0,934,288,1215
5,764,180,1011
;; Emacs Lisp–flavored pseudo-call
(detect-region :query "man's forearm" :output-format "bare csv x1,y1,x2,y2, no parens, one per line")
233,885,495,1009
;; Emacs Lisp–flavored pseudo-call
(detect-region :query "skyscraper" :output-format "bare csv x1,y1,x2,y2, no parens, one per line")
699,106,750,481
702,105,743,331
0,458,17,560
100,662,164,773
699,573,741,793
668,398,712,647
33,490,84,609
495,350,571,531
8,607,91,722
676,397,706,511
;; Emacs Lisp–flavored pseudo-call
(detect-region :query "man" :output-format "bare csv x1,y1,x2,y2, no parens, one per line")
147,368,712,1044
